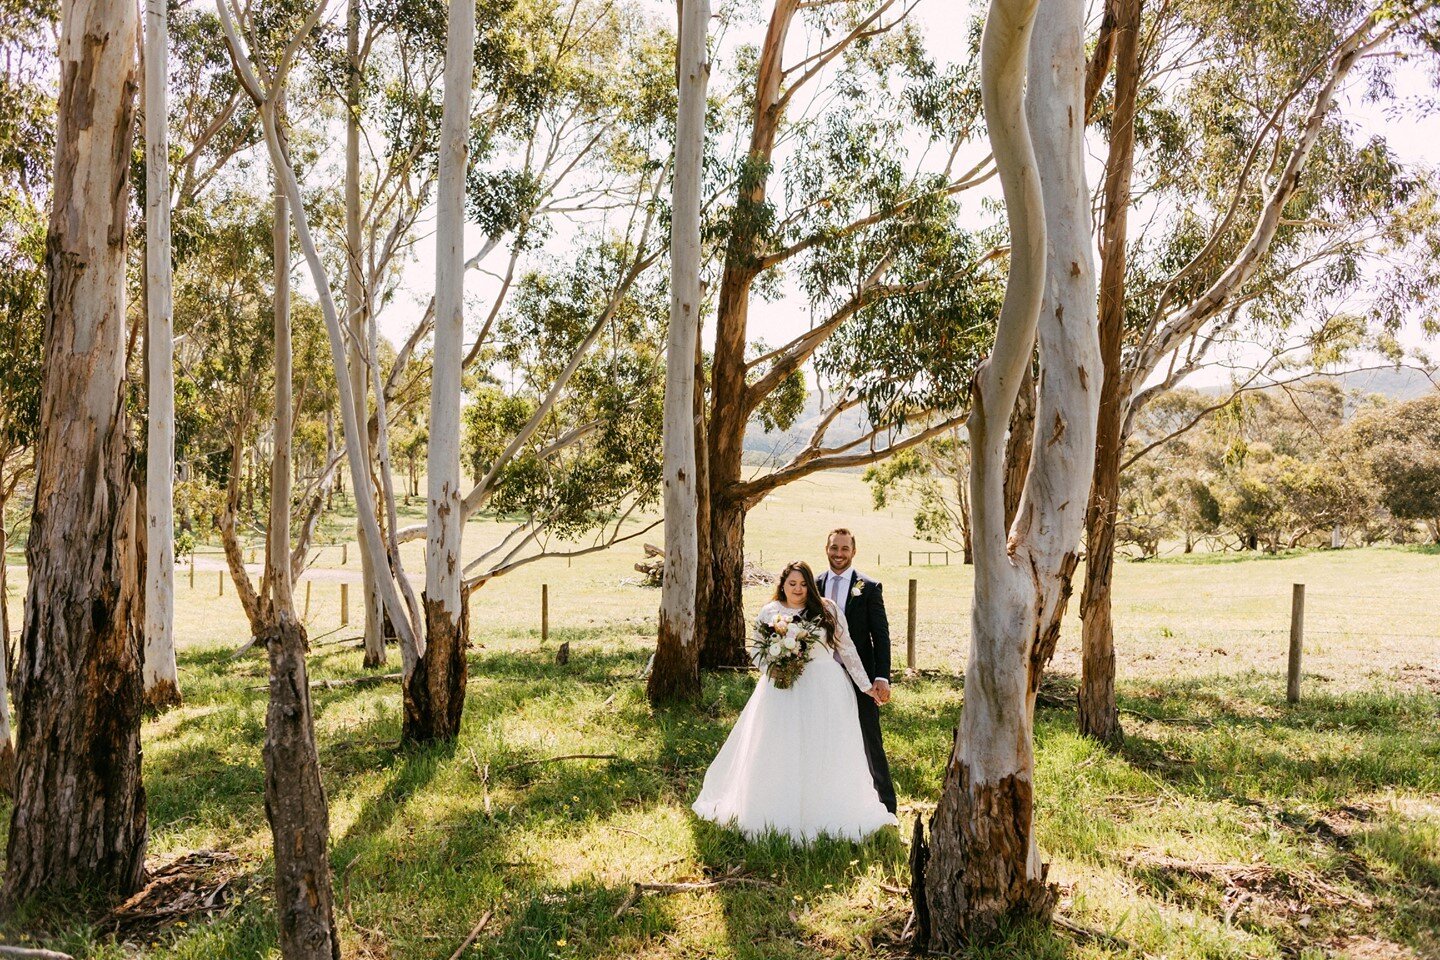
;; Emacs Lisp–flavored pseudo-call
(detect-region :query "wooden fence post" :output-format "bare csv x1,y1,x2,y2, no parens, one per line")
342,542,348,565
906,578,918,671
1287,583,1305,703
189,559,195,589
542,584,549,642
218,570,224,597
908,550,913,567
304,580,312,618
341,582,350,627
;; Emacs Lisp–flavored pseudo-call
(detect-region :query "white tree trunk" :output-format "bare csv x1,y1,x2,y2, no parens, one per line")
346,0,386,668
920,0,1099,945
649,0,709,704
407,0,475,743
143,0,180,710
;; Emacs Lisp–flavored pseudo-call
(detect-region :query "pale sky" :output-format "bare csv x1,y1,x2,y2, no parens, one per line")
373,0,1440,389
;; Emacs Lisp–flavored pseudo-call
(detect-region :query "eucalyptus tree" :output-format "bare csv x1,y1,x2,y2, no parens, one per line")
913,0,1100,941
1344,392,1440,541
1075,0,1440,743
650,0,711,704
4,0,149,904
143,0,181,712
217,2,363,949
697,0,1001,665
457,236,669,590
410,0,475,743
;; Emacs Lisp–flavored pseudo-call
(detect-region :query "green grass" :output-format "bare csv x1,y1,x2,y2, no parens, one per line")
2,635,1437,960
1,471,1437,958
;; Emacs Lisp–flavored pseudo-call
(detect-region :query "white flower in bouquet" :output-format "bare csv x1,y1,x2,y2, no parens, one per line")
768,642,782,657
782,635,798,651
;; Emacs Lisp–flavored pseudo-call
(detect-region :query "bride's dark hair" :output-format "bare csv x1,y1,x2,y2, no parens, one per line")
771,560,837,642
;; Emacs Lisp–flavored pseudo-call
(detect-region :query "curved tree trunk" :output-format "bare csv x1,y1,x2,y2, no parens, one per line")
651,0,710,704
144,0,181,712
1078,0,1140,747
407,0,475,745
4,0,148,903
921,0,1099,945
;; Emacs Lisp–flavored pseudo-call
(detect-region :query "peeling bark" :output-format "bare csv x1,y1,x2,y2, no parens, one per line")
4,0,148,904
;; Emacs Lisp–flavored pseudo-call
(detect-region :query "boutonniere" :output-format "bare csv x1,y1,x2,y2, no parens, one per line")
850,581,864,598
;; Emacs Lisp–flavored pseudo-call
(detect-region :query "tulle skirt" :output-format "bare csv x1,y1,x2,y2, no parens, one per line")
692,647,897,843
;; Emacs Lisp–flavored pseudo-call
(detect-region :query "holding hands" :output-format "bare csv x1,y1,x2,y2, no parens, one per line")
869,678,891,706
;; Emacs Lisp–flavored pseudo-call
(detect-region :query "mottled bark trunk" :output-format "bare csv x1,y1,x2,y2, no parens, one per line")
651,0,709,704
262,618,339,959
4,0,147,903
264,151,341,960
405,593,468,743
700,493,748,669
143,0,180,713
1077,0,1139,747
408,0,474,745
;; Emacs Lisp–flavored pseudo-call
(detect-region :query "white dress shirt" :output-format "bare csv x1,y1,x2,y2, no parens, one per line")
824,566,886,683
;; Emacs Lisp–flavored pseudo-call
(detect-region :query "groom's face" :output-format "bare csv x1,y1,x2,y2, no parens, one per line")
826,533,855,573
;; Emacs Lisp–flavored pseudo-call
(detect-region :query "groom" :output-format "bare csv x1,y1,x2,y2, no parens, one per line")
817,528,897,814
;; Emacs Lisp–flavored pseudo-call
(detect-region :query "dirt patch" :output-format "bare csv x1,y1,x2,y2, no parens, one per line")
1328,935,1423,960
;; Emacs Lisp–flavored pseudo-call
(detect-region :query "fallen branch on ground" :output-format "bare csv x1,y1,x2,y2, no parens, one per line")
446,910,493,960
502,753,622,772
0,948,78,960
612,866,779,918
247,672,401,691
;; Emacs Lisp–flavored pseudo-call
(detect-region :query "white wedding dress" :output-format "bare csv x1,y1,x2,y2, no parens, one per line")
692,598,898,843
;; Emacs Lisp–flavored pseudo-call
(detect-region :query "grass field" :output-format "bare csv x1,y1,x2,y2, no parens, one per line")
1,470,1437,959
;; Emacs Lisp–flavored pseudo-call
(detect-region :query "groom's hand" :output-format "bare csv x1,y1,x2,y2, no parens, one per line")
872,678,891,705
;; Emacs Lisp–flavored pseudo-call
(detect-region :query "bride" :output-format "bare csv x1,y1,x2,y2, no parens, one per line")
692,560,898,843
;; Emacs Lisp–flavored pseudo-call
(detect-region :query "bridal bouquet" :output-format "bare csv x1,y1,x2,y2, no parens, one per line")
751,611,823,689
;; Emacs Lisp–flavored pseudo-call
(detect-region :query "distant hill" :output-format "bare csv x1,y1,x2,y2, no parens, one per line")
743,392,874,467
743,367,1435,466
1194,366,1436,408
1327,366,1436,401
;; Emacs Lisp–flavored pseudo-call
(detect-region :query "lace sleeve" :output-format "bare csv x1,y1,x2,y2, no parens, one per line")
823,599,873,693
751,601,778,668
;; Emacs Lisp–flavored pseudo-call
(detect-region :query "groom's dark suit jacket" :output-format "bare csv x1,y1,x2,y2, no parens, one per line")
817,569,896,814
817,570,890,682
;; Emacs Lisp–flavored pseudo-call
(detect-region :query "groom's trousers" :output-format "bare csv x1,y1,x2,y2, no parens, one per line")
854,689,897,814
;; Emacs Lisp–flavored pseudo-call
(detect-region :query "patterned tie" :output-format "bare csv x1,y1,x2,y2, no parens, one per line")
829,573,845,664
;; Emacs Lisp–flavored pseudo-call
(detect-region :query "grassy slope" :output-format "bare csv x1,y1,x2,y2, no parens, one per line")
1,471,1437,959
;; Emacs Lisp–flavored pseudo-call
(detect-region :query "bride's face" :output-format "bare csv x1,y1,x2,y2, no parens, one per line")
782,571,809,607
